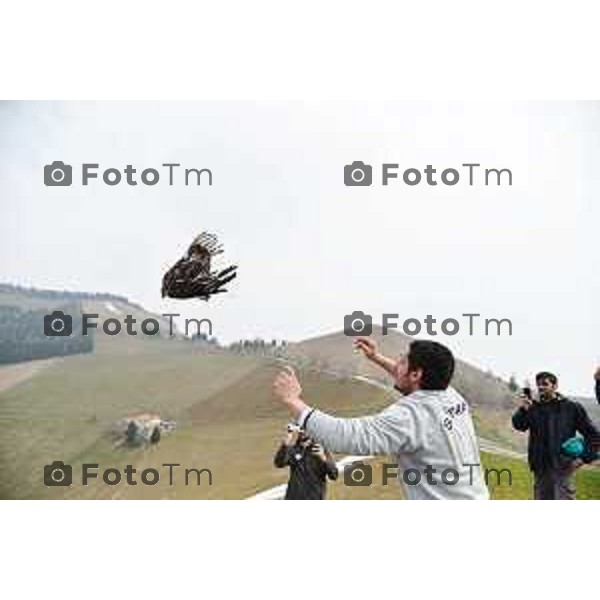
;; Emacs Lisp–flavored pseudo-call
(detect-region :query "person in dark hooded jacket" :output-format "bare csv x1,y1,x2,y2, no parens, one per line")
512,371,600,499
274,424,338,500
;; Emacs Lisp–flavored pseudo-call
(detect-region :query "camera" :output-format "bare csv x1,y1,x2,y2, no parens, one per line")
44,161,73,186
344,462,372,486
344,161,373,186
344,311,372,337
44,461,73,487
44,311,73,337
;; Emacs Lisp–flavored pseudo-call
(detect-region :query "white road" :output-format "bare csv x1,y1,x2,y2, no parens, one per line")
246,455,374,500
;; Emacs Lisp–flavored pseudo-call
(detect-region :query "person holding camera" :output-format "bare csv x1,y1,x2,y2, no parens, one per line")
512,372,600,500
272,338,489,500
273,424,338,500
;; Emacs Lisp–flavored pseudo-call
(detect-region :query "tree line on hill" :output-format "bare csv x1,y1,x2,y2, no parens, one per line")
226,338,289,357
0,303,94,364
187,333,290,358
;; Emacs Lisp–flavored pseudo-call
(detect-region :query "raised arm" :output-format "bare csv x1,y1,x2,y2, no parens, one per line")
272,366,418,456
300,404,418,456
512,394,533,431
353,337,397,378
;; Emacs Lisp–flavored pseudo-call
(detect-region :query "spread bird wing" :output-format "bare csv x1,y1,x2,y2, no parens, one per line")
189,232,224,257
162,233,237,300
162,257,209,298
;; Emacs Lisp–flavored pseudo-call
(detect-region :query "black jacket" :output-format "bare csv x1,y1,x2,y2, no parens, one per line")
274,442,338,500
512,394,600,473
596,380,600,404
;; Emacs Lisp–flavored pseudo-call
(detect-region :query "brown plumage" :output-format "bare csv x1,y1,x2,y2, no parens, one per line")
162,232,237,301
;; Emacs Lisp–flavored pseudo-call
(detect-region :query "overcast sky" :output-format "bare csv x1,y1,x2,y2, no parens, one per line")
0,101,598,395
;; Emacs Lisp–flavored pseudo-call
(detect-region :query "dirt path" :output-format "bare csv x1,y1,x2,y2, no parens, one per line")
478,437,526,460
0,358,59,394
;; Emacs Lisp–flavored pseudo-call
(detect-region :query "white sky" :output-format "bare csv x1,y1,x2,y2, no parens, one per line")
0,101,598,395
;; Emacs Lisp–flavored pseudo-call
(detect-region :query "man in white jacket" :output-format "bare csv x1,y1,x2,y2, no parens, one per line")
272,337,489,500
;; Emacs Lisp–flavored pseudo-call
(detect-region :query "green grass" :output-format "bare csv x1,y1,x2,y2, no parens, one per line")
0,336,389,499
481,451,600,500
328,452,600,500
472,410,527,453
2,335,599,500
0,336,262,499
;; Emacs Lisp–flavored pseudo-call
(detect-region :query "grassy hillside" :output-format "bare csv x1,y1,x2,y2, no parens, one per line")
4,335,597,500
578,396,600,424
0,336,263,498
1,289,597,500
290,326,515,409
327,452,600,500
291,327,527,452
0,283,183,340
0,332,392,499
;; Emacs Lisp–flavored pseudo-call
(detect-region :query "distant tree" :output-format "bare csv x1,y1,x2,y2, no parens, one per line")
507,374,519,393
0,303,94,365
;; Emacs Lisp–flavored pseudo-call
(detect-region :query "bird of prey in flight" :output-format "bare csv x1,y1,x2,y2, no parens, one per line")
162,232,237,301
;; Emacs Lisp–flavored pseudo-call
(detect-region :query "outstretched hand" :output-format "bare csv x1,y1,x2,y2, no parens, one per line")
273,367,306,417
353,336,378,358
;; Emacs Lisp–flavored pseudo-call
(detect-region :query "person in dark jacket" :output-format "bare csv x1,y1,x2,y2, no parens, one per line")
512,371,600,499
274,424,338,500
595,367,600,404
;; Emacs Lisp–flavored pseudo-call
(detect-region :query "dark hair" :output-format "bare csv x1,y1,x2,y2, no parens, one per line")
407,340,455,390
535,371,558,385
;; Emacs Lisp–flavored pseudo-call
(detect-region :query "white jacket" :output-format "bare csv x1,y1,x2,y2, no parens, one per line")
300,387,489,500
